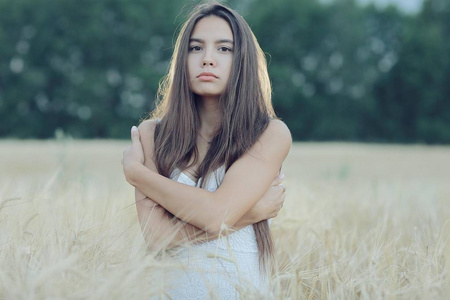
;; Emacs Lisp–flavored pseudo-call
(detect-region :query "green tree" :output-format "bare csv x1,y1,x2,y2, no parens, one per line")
372,0,450,143
0,0,184,138
0,0,448,143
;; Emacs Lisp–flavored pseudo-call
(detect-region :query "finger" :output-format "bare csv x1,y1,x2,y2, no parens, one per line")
273,175,284,186
273,173,285,186
131,126,140,145
272,177,282,186
279,184,286,193
276,194,285,207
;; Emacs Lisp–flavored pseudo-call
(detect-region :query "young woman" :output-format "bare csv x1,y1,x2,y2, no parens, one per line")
122,2,291,298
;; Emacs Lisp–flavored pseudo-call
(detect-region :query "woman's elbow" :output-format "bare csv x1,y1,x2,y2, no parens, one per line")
203,225,220,236
204,209,242,235
203,219,234,236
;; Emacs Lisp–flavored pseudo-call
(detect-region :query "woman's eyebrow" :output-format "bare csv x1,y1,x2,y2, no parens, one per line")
189,38,204,43
216,39,234,45
189,38,234,44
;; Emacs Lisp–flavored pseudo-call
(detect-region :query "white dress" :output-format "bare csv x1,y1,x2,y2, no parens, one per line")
165,166,268,299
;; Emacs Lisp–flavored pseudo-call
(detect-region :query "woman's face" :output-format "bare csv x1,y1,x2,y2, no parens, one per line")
187,16,234,99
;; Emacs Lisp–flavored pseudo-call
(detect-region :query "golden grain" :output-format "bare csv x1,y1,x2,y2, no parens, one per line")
0,140,449,299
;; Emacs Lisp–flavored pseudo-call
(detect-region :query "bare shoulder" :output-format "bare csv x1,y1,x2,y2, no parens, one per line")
266,119,292,141
138,119,159,168
138,119,158,138
138,119,160,147
260,119,292,151
248,119,292,162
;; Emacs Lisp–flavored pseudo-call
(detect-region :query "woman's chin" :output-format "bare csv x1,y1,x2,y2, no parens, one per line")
193,90,223,99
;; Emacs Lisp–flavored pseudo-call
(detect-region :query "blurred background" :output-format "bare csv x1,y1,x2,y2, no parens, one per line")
0,0,448,143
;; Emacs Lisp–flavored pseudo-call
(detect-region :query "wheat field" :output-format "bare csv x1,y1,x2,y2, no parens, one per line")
0,140,449,299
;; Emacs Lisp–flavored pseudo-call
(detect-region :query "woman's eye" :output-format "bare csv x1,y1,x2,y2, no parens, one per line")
219,47,232,52
189,46,202,52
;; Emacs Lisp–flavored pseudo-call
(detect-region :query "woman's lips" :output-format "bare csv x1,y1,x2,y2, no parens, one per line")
197,72,218,81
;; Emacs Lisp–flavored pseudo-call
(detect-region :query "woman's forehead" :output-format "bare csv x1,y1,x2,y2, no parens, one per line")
190,16,233,41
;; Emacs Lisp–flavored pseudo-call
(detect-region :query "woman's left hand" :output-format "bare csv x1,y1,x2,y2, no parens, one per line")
122,126,144,181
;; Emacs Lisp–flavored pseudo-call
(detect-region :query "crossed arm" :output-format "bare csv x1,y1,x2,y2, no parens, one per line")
122,119,291,251
133,178,284,251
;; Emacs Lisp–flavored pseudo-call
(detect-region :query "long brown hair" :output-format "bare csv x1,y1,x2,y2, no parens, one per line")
150,2,276,271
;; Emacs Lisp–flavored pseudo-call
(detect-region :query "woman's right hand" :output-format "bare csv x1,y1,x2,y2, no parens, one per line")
241,173,286,225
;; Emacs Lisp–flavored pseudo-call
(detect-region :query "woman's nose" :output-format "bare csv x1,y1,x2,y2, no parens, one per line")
202,52,216,67
202,60,215,67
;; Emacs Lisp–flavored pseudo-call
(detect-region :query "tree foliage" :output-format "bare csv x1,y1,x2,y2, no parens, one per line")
0,0,448,142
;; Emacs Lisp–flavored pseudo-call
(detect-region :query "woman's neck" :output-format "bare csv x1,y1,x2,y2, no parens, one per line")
197,96,221,138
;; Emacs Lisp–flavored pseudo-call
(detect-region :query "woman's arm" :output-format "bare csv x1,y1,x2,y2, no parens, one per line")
124,119,291,235
133,120,286,250
135,174,284,251
133,120,203,251
135,189,211,252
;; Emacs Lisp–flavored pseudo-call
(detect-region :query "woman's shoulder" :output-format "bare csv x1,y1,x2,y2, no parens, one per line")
138,118,159,132
137,119,160,160
138,119,160,141
138,119,163,170
249,119,291,160
263,119,292,147
267,119,291,136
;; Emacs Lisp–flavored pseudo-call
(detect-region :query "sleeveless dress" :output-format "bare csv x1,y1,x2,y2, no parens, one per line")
165,166,268,299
